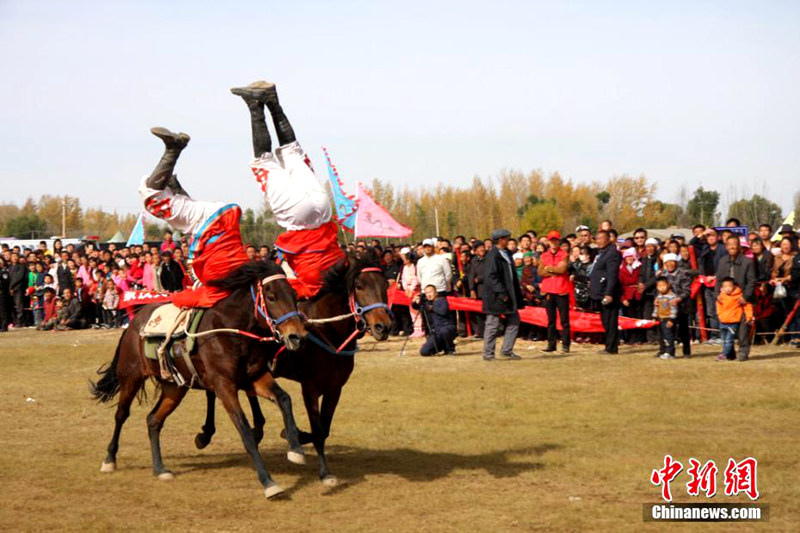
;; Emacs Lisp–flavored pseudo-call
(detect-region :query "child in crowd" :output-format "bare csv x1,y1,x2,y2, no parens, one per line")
112,265,129,292
102,278,121,328
569,246,593,309
39,298,64,331
653,276,679,359
715,277,754,362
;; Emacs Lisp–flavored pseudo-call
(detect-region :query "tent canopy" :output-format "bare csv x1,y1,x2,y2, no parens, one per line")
106,230,126,243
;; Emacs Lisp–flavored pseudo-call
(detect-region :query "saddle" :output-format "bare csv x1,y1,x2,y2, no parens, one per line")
140,304,205,387
141,304,194,338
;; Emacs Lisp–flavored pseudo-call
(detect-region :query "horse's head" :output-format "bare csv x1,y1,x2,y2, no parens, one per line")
256,272,307,351
348,250,392,341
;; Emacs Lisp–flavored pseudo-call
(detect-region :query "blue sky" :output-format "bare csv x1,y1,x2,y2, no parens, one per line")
1,0,799,216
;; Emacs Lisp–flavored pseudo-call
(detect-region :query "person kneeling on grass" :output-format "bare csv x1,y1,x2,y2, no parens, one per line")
715,277,754,362
653,276,679,359
412,285,457,356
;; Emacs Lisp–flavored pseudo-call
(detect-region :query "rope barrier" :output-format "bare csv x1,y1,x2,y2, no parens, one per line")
688,325,800,336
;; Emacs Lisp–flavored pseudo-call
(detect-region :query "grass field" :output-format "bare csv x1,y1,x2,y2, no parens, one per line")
1,328,798,532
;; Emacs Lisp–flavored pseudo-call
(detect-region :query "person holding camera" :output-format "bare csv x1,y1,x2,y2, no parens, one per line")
412,284,456,356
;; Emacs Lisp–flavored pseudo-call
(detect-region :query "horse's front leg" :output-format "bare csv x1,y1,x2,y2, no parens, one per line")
195,390,217,449
252,373,306,465
147,382,188,480
214,379,284,499
303,385,341,487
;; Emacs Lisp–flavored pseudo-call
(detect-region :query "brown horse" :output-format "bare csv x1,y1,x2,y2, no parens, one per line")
90,260,307,499
195,249,392,487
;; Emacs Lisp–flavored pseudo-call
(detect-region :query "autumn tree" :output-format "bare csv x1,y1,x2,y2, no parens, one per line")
686,187,720,227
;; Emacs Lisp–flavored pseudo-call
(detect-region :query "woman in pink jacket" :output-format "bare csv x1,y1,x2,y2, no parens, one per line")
401,248,425,338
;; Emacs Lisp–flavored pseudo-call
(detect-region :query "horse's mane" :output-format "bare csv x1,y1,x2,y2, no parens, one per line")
208,260,283,291
313,247,382,300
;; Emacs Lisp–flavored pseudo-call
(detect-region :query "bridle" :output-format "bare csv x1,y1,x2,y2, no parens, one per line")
331,266,391,352
251,273,305,343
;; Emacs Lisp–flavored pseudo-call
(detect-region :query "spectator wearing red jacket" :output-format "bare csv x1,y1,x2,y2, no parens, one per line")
619,247,644,343
538,231,571,353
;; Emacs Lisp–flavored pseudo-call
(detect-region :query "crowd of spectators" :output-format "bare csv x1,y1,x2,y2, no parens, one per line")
0,231,201,331
369,219,800,361
3,220,800,363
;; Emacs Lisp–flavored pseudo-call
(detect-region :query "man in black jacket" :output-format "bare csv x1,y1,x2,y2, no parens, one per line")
412,285,457,355
715,234,756,361
8,253,27,327
56,251,74,296
589,231,622,354
467,243,487,337
481,229,524,361
159,251,185,292
0,259,10,332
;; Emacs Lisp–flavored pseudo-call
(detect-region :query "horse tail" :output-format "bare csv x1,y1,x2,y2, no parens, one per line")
89,334,124,403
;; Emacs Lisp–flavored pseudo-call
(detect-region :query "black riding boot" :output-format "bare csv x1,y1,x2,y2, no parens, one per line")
263,88,296,147
148,127,190,191
231,82,273,157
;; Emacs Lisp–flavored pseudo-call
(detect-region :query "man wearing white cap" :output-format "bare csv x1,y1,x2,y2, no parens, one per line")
655,253,693,358
416,239,452,296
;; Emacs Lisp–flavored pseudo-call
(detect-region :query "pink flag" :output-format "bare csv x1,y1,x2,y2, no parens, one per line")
355,182,412,238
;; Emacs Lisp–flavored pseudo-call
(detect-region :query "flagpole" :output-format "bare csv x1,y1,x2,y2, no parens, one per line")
435,207,440,236
354,181,359,239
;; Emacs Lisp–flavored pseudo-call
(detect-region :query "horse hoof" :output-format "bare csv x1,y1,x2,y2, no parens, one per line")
264,484,285,499
322,475,339,488
100,461,116,473
195,433,211,450
287,451,306,465
157,471,175,481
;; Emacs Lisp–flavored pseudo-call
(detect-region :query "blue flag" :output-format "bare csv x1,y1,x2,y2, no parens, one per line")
126,213,146,246
323,147,356,232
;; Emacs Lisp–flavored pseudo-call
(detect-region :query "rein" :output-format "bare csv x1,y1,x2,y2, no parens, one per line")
183,274,299,345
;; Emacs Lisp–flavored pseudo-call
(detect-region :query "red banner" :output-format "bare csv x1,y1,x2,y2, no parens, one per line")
690,275,717,299
388,286,656,333
119,290,173,309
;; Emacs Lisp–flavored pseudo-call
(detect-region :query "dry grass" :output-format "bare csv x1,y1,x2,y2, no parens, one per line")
0,328,798,532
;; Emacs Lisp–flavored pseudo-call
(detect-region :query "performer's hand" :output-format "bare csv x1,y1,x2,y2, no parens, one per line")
739,297,747,306
622,299,629,307
526,285,535,292
602,295,612,305
667,320,674,328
